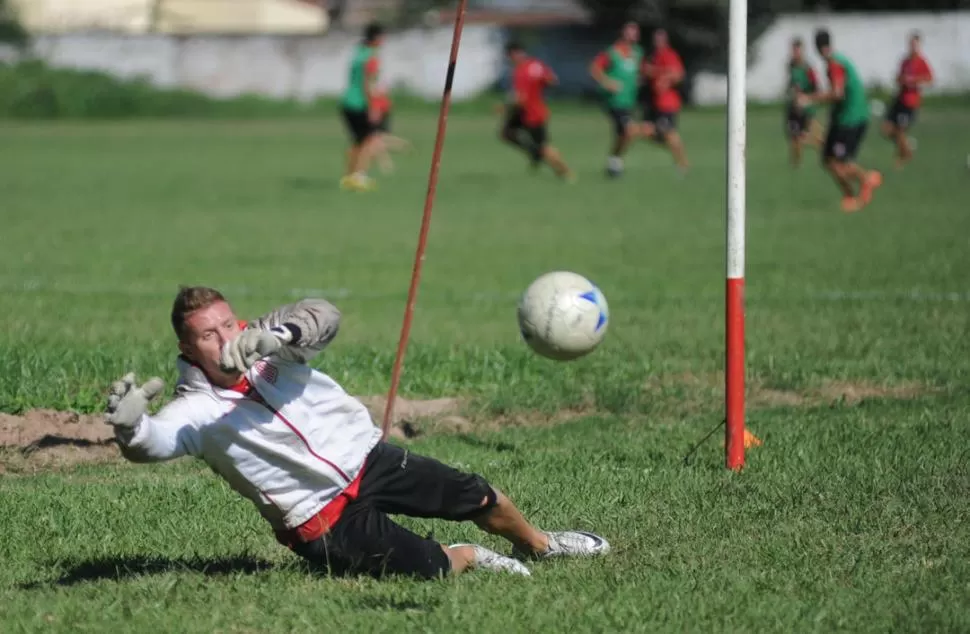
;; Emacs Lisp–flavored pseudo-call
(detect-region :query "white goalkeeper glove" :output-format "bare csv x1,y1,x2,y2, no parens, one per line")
219,326,294,374
105,372,165,430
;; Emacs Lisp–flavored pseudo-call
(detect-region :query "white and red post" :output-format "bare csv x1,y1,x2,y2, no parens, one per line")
725,0,747,470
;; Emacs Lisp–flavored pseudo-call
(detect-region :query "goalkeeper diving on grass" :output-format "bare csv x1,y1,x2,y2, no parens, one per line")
104,286,609,579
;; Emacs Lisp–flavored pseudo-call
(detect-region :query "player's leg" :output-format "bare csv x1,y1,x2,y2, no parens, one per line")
372,116,396,174
606,108,633,177
289,499,511,579
786,109,804,167
341,109,378,190
805,116,824,148
847,124,882,208
830,124,881,212
500,107,537,159
657,113,688,173
530,123,574,181
822,124,859,209
363,441,609,560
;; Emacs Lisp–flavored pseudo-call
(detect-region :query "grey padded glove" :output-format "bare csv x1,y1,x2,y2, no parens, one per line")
105,372,165,429
219,326,293,374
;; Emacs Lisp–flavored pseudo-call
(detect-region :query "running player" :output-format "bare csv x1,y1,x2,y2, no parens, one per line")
881,31,933,170
499,41,574,181
799,29,882,213
590,22,643,178
640,28,689,174
785,37,824,167
339,22,384,192
370,86,411,174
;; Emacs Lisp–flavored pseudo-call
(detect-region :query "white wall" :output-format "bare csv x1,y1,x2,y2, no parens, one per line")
3,26,504,102
693,12,970,105
3,13,969,104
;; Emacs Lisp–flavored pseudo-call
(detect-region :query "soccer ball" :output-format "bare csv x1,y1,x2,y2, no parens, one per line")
517,271,609,361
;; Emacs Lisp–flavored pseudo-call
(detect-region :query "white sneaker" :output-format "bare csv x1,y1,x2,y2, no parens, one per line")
516,531,611,560
451,544,531,576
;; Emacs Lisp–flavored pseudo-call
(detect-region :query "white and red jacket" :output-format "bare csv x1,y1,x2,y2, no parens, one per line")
116,300,382,535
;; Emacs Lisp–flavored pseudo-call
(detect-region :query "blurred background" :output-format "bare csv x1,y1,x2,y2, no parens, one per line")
1,0,968,117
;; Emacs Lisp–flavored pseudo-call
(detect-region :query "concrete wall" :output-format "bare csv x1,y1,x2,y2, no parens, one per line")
4,13,969,104
693,12,970,105
9,26,504,101
11,0,328,35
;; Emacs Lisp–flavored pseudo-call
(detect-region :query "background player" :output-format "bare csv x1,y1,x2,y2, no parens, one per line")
499,42,574,181
882,31,933,170
339,22,384,192
370,85,411,175
799,29,882,213
785,37,823,167
590,22,643,178
640,28,689,174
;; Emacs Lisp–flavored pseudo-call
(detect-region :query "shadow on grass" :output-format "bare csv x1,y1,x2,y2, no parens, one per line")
21,555,276,588
452,434,518,453
353,594,442,613
21,436,115,454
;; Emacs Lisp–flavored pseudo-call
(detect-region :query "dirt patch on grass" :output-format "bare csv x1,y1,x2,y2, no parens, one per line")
0,379,937,473
357,396,470,438
0,409,118,473
0,397,472,472
643,372,935,409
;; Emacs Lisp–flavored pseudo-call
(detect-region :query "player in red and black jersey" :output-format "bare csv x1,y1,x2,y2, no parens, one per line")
499,41,574,182
640,29,689,174
881,31,933,170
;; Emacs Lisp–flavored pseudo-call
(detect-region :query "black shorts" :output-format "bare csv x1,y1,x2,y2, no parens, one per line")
605,106,633,138
288,442,497,580
375,112,391,133
502,107,548,147
341,107,376,144
823,122,868,162
886,98,916,129
650,111,678,141
786,106,812,138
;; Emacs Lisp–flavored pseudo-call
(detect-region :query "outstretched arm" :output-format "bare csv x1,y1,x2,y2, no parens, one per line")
249,299,341,364
107,374,205,463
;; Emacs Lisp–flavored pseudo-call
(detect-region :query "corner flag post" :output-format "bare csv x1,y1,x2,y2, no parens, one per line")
725,0,748,470
382,0,469,440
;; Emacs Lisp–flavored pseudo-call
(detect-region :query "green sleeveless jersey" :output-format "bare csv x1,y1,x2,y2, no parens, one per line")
829,53,869,126
789,63,818,116
342,45,376,111
603,45,642,109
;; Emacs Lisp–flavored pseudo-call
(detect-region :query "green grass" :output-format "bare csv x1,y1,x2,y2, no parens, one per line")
1,105,969,631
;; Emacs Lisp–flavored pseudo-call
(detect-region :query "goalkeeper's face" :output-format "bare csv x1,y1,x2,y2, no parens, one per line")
178,300,244,386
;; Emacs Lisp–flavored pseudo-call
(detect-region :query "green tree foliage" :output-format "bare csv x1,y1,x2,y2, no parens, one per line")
0,0,29,49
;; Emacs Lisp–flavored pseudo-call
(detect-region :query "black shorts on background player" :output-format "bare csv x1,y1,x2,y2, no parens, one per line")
650,111,677,142
885,97,916,129
786,105,811,138
342,107,375,144
605,107,632,139
288,442,497,579
502,106,547,156
823,122,867,162
375,113,391,133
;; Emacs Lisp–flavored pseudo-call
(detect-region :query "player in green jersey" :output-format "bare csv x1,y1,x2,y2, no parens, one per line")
785,37,823,167
589,22,643,178
799,29,883,213
340,23,385,192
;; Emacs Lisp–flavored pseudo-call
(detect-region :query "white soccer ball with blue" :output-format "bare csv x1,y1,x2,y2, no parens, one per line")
517,271,609,361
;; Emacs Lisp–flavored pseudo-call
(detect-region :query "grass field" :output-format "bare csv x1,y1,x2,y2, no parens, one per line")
1,103,969,632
